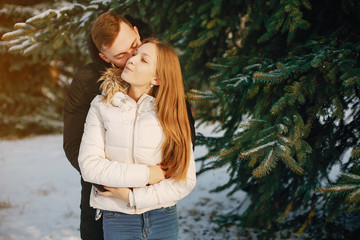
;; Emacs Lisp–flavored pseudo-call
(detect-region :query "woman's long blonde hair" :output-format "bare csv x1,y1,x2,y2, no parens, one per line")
146,38,191,182
99,38,191,182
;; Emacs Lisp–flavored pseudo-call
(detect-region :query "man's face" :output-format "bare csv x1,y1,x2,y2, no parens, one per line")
99,22,141,69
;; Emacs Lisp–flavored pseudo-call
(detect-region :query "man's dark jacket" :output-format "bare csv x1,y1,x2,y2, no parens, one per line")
63,15,195,240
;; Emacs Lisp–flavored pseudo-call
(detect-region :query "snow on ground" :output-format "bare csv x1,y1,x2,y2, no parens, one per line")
0,124,247,240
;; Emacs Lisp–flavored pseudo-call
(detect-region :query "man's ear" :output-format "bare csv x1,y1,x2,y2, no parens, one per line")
134,26,141,40
99,52,110,63
151,79,160,86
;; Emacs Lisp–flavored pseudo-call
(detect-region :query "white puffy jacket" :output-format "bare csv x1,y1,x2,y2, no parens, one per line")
78,92,196,214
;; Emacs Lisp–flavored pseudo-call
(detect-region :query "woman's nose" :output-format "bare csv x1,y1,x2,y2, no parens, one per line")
127,55,135,64
128,54,140,65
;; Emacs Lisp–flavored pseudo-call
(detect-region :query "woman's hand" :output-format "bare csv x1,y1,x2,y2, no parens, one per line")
97,187,130,202
148,164,166,184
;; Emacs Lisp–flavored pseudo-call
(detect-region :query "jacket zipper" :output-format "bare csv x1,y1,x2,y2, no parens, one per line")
131,96,148,163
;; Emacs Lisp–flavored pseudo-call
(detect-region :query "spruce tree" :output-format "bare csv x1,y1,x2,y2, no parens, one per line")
182,0,360,237
0,0,88,137
2,0,360,237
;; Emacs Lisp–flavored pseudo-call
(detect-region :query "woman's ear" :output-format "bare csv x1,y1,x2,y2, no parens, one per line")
151,79,160,86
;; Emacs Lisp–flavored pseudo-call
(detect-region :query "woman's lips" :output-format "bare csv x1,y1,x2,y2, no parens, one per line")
124,66,133,72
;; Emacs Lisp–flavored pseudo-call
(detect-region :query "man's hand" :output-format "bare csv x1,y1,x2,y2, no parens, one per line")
148,164,166,185
97,187,130,202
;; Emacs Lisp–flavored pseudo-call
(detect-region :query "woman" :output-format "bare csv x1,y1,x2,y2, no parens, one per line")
78,38,196,240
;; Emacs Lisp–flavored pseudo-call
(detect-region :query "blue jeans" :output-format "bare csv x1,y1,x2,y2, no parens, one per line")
102,205,178,240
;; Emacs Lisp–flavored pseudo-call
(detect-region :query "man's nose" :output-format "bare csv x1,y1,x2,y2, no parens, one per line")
130,48,137,56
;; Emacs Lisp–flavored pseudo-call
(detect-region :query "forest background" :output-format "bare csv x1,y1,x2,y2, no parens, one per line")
1,0,360,239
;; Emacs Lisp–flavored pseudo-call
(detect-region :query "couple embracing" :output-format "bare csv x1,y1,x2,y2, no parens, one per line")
63,11,196,240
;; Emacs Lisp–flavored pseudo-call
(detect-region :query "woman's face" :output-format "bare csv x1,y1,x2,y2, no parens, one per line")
121,42,158,93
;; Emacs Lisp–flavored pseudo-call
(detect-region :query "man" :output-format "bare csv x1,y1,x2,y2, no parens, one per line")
63,12,195,240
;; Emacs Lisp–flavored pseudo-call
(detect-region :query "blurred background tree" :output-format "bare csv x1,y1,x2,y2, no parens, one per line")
1,0,360,238
0,0,89,137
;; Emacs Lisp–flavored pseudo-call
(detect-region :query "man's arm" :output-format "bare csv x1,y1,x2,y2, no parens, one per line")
63,64,100,172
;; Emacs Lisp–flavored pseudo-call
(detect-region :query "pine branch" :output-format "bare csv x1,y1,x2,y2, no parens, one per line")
240,141,277,158
186,89,219,102
342,173,360,183
279,151,304,175
295,201,315,236
317,184,357,193
253,70,288,83
1,3,101,58
252,149,278,178
258,1,311,44
352,145,360,159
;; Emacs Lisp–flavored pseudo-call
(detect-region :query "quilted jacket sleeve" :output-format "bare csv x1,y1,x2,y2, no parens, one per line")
131,148,197,209
78,96,150,188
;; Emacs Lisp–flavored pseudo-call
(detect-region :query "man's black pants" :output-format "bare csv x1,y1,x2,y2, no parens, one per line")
80,179,104,240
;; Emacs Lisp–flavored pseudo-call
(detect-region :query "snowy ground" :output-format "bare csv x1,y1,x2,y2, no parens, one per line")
0,124,249,240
